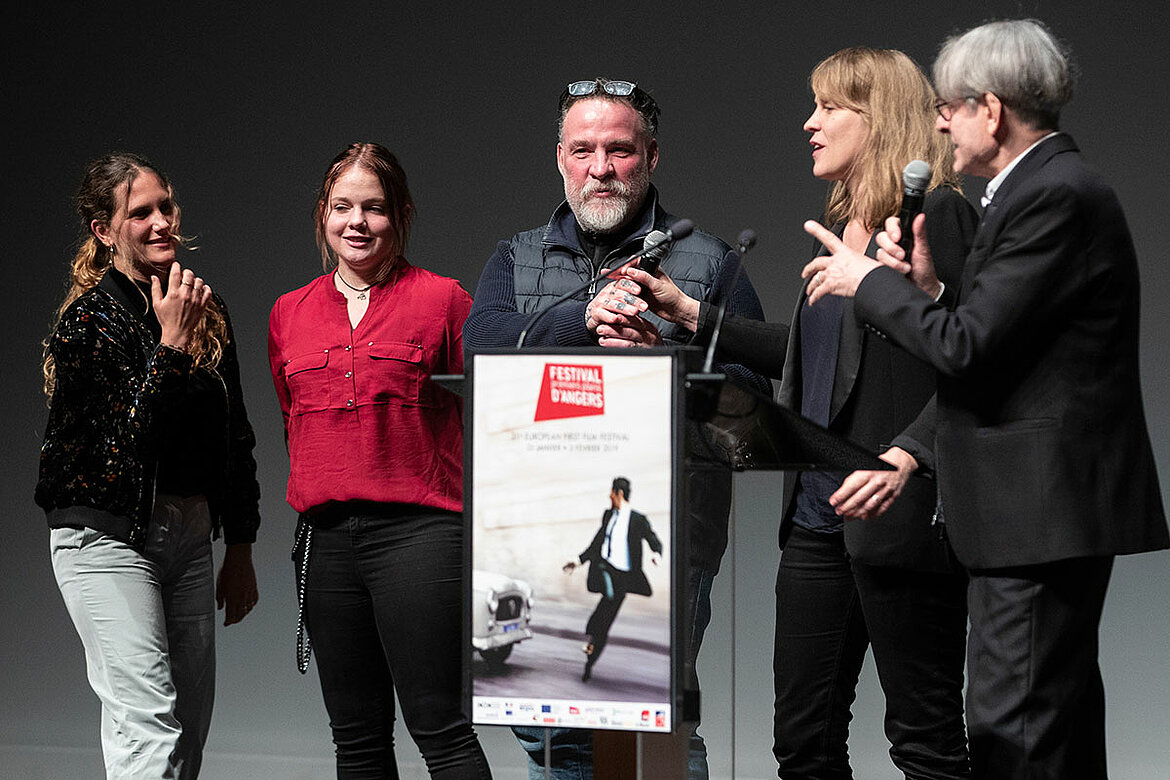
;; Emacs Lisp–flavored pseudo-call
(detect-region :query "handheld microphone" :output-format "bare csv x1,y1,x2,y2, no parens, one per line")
897,160,930,258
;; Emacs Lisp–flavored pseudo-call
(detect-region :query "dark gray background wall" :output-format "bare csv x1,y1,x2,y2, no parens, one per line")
4,2,1168,777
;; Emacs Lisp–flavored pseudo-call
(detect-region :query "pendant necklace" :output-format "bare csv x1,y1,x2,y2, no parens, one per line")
335,269,375,300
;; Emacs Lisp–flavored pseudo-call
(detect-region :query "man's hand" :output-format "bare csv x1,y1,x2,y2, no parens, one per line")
586,275,663,348
875,213,941,299
829,446,918,520
595,316,662,348
216,543,258,626
585,276,647,333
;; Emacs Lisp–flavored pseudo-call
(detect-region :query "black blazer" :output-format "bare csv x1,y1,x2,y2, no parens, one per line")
860,134,1169,568
579,508,663,597
776,188,978,570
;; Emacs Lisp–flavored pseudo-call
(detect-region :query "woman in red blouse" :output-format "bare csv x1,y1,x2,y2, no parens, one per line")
268,142,490,779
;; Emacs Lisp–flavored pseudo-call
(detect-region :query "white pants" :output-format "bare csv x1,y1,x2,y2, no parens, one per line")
51,495,216,780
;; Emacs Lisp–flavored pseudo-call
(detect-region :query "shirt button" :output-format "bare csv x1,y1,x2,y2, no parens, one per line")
345,371,352,378
345,345,352,351
346,399,354,407
368,342,374,347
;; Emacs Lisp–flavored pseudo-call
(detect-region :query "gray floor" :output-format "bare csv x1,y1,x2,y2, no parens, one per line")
5,473,1168,778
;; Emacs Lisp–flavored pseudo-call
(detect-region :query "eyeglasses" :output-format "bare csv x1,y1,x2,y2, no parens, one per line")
566,80,637,97
934,95,983,121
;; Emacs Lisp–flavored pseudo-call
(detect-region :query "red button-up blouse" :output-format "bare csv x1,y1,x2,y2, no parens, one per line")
268,261,470,514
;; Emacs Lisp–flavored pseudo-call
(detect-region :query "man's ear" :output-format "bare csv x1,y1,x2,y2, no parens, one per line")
984,92,1005,139
646,138,659,174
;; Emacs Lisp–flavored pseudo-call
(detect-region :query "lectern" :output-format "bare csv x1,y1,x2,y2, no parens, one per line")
445,347,890,778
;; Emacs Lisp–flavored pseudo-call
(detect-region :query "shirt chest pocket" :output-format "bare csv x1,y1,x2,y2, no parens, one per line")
362,341,432,407
284,350,332,415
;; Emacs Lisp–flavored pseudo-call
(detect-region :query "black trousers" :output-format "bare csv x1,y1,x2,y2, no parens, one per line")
584,565,630,664
966,556,1113,780
773,525,969,779
303,508,492,779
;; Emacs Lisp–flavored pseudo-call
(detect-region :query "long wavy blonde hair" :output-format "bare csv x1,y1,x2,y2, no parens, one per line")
812,48,961,230
43,153,226,396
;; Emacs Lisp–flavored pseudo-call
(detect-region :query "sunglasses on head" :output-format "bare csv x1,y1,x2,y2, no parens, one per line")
565,80,637,97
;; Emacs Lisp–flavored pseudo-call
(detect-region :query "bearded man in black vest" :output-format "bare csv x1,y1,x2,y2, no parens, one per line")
465,77,768,780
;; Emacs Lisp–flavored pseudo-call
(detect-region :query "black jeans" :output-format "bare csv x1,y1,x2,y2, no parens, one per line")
773,525,969,780
303,506,491,779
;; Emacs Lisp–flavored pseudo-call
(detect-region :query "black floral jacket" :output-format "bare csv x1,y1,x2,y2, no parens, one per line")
36,270,260,548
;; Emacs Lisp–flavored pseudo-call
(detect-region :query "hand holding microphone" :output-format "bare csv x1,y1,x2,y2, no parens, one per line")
518,218,692,348
895,160,930,256
874,160,942,299
587,219,693,347
619,220,702,332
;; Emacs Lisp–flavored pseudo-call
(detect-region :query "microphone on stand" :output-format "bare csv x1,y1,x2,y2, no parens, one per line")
701,228,757,375
638,230,670,277
896,160,931,258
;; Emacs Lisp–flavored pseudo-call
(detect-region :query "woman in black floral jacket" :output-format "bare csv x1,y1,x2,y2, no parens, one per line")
36,153,261,779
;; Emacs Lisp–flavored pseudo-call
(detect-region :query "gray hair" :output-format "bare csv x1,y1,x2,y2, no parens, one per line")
933,19,1073,130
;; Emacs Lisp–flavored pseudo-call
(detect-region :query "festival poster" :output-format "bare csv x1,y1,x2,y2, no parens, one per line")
468,351,677,732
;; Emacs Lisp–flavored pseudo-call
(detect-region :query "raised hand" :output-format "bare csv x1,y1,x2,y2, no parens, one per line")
800,221,887,305
152,262,211,351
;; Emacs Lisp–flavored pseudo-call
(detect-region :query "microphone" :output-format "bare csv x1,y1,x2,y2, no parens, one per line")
736,229,757,254
515,218,694,348
637,218,693,275
639,230,669,276
897,160,930,257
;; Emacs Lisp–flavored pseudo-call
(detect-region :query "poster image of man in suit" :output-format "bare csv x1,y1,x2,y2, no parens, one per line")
563,476,663,682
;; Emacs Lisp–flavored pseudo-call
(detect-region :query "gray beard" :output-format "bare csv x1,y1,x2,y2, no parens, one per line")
574,197,630,233
566,167,650,234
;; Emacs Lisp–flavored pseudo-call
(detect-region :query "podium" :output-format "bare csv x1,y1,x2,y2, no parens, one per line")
445,347,889,778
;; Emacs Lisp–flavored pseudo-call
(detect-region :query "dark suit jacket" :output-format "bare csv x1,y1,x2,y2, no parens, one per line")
776,188,978,571
579,508,663,597
858,134,1169,568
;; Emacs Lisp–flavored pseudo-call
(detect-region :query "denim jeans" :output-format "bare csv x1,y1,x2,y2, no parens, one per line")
302,507,491,779
513,563,716,780
50,494,216,780
773,525,968,780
